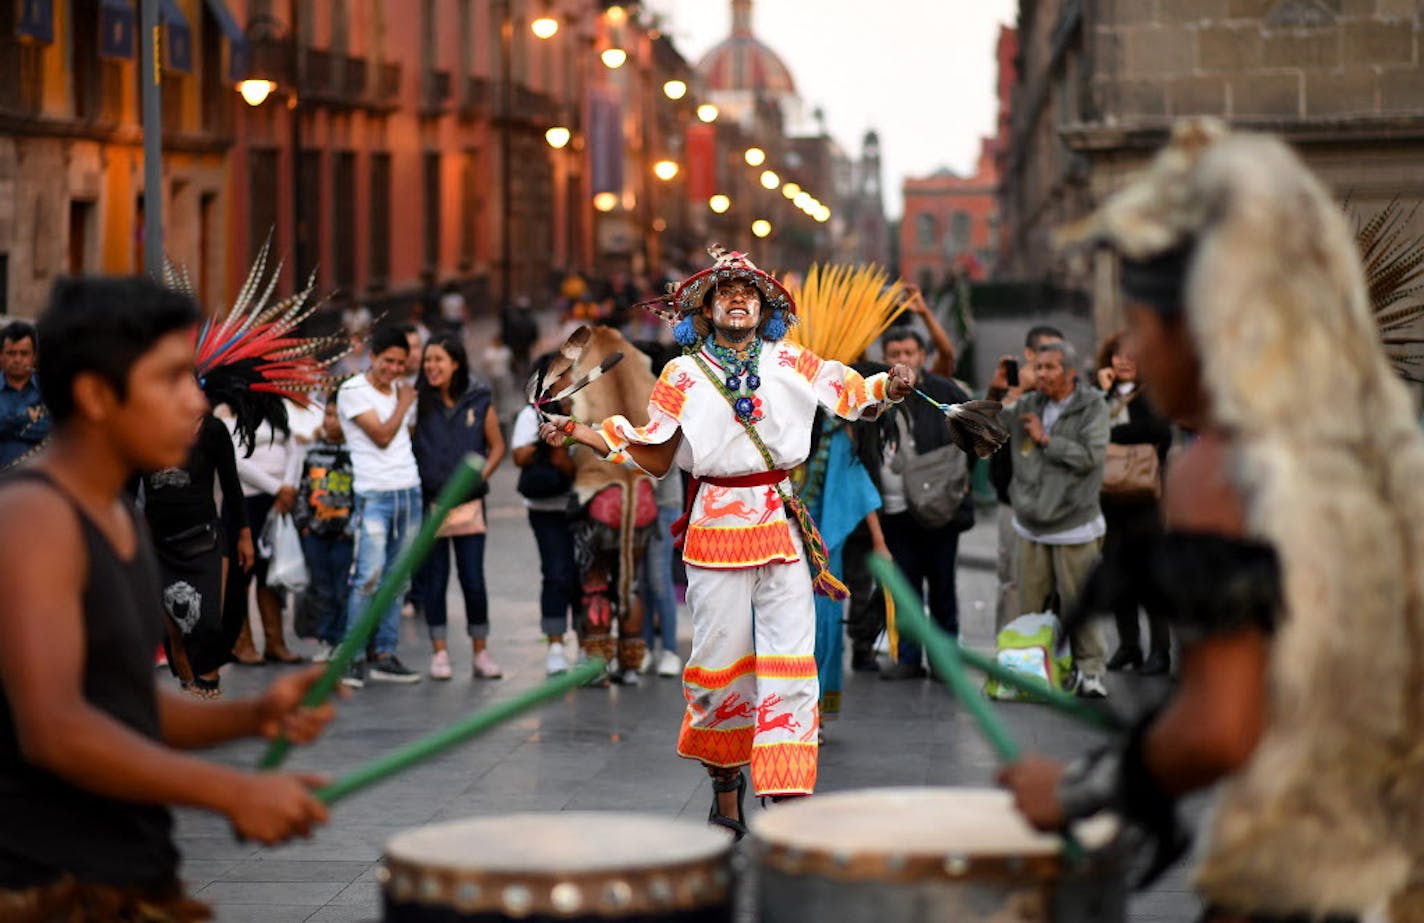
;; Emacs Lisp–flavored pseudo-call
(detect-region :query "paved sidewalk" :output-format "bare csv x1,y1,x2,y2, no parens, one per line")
177,465,1200,922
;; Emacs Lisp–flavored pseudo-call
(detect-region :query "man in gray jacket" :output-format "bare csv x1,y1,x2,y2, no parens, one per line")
988,340,1111,697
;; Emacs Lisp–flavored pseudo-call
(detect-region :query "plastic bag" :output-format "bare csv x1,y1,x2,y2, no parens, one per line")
262,513,309,593
983,612,1072,701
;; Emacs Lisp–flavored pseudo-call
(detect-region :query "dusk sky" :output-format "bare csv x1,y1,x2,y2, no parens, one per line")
640,0,1020,220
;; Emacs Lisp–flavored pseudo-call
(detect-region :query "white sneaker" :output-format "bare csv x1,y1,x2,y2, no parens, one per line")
1077,673,1108,699
612,667,641,686
546,643,569,676
312,641,335,664
638,648,655,674
429,650,453,681
473,649,504,679
656,650,683,678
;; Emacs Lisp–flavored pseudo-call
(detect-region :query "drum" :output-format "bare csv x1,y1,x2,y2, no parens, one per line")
381,812,733,921
750,788,1124,922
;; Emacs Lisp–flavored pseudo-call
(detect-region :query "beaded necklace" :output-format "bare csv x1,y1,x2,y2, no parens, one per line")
704,334,763,420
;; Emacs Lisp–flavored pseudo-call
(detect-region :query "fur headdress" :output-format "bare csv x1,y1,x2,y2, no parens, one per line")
168,238,351,454
1062,118,1424,912
635,245,797,347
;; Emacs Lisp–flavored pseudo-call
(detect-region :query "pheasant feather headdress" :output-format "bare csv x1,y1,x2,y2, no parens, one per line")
167,237,353,453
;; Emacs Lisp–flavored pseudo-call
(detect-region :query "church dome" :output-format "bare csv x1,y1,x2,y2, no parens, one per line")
696,0,797,96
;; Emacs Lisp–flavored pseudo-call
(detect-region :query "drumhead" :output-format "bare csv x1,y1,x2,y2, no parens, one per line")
386,812,728,874
751,787,1116,864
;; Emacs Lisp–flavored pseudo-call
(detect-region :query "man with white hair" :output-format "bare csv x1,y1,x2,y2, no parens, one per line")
989,339,1110,697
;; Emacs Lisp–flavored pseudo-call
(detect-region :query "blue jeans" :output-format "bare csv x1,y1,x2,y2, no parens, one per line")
640,504,679,651
302,532,354,646
527,508,577,638
346,487,423,658
419,532,489,641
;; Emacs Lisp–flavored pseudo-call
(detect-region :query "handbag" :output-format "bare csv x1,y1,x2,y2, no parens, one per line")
901,441,970,530
1101,443,1161,500
436,499,487,538
159,521,219,559
517,443,574,499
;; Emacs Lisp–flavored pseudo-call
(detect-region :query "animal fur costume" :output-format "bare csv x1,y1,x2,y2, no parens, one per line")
1059,118,1424,917
568,327,656,673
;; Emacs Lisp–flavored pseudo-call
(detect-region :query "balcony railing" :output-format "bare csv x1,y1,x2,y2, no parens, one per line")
422,69,452,113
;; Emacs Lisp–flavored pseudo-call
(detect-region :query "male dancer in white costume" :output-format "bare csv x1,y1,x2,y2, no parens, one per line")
540,249,914,836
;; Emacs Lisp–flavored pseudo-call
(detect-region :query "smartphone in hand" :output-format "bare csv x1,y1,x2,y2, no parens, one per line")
1004,359,1020,387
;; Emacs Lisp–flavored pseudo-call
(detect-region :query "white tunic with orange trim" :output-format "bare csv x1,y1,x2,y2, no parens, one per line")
599,340,896,568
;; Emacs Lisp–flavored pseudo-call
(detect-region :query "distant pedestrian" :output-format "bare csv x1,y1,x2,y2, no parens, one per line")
866,327,976,681
1095,331,1172,674
0,321,50,469
989,339,1110,698
413,334,506,680
336,325,424,687
511,353,579,676
501,296,539,379
293,398,356,664
640,467,684,677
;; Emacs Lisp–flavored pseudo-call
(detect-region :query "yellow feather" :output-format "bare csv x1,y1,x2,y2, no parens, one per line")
786,263,907,364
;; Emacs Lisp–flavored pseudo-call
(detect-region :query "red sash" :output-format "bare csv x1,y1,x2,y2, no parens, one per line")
670,469,788,549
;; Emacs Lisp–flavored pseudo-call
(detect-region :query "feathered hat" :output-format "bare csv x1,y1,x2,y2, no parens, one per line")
168,237,353,455
636,245,797,347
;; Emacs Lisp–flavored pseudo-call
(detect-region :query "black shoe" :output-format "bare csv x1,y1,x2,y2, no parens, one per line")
879,662,927,681
369,655,422,684
341,660,367,689
1106,647,1143,672
1140,650,1171,676
708,770,748,840
850,649,880,673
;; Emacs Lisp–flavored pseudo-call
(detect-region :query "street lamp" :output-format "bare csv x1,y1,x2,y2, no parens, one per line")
782,182,801,199
744,147,766,167
752,219,772,238
815,207,831,223
601,47,627,68
237,78,277,107
709,194,731,214
606,4,628,24
594,192,619,212
697,103,719,123
793,192,812,209
663,79,687,100
760,170,780,190
545,126,572,149
653,160,680,181
531,16,559,38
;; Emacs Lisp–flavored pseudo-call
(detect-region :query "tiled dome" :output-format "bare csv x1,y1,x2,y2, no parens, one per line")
695,0,797,96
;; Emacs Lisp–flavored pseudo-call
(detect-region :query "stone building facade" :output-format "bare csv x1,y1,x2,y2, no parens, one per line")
1000,0,1424,338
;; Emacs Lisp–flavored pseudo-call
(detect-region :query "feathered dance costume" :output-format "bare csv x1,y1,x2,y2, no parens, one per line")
1057,118,1424,917
169,241,351,451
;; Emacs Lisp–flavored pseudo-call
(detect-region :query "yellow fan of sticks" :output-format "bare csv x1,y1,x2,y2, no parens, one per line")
786,263,908,365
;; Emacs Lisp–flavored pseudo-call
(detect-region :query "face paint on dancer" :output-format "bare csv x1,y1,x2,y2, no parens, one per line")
705,280,763,345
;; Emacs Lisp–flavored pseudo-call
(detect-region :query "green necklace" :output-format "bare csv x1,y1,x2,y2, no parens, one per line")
705,335,762,419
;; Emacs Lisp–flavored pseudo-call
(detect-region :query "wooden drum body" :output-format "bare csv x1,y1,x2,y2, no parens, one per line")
750,788,1125,923
381,813,733,922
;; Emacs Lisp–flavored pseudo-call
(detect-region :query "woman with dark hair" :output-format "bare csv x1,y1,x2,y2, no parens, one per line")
1095,330,1173,674
413,334,506,680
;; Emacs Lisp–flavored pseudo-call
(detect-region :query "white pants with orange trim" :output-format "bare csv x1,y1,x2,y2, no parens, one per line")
677,529,820,797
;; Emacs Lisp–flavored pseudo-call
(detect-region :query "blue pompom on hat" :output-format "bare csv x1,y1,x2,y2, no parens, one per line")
673,315,699,346
762,308,787,341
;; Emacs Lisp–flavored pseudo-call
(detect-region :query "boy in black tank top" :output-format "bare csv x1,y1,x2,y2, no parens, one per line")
0,278,339,921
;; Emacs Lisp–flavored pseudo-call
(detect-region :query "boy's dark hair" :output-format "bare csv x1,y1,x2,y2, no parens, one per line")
1025,324,1064,350
37,276,199,424
881,325,927,351
1,320,37,348
369,324,411,356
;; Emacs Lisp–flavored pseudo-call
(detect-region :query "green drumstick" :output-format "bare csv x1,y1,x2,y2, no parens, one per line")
316,658,606,804
867,555,1089,861
259,454,486,770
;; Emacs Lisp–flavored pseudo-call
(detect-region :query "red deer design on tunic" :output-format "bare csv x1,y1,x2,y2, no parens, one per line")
708,693,756,727
694,485,758,525
756,694,800,734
